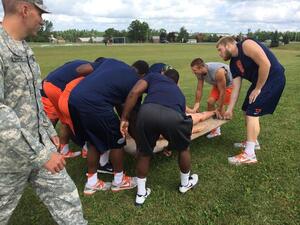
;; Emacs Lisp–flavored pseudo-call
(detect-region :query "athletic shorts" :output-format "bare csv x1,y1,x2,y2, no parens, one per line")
41,96,59,120
242,74,285,117
209,85,232,105
43,80,63,120
136,103,193,155
69,106,124,153
58,77,84,133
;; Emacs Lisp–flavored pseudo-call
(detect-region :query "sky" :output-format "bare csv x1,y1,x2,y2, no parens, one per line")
1,0,300,34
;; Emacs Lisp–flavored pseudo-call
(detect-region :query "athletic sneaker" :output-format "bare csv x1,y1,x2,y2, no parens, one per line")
111,175,137,192
97,162,113,174
83,179,111,196
206,128,221,139
135,188,151,206
233,141,261,150
61,150,81,158
81,147,88,158
179,174,199,193
228,151,258,165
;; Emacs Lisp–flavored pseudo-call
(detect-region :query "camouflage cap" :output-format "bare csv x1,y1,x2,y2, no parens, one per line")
23,0,50,13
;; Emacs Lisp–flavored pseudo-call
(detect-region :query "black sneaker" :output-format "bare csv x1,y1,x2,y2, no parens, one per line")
97,162,113,174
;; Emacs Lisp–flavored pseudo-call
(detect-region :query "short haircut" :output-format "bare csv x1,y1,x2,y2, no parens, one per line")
2,0,18,14
216,36,236,47
165,69,179,84
94,57,105,63
190,58,205,67
132,60,149,75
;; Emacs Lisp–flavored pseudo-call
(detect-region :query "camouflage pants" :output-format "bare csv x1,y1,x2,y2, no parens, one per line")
0,167,87,225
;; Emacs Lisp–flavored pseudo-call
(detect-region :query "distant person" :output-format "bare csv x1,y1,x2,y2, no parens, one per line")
120,69,198,206
0,0,87,224
216,37,285,165
187,58,233,138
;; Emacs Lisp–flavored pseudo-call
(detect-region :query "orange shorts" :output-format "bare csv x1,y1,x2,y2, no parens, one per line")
41,96,59,120
58,77,84,133
43,81,63,120
209,85,232,105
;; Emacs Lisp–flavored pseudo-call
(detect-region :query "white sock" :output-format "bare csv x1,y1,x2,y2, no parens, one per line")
83,143,88,151
180,171,190,186
245,141,255,156
60,144,69,154
87,173,97,186
113,171,124,185
137,177,147,195
255,140,259,146
99,150,110,166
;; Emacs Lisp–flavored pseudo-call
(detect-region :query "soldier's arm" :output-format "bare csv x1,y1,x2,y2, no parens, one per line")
0,58,52,169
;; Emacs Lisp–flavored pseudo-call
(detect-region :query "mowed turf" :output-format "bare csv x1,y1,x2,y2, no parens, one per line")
9,43,300,225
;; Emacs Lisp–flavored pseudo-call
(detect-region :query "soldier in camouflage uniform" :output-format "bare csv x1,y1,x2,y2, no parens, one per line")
0,0,87,224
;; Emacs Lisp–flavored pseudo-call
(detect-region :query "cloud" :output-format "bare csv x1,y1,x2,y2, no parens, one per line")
1,0,299,33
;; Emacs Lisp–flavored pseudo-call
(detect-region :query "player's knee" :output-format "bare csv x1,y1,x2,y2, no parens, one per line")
207,97,216,106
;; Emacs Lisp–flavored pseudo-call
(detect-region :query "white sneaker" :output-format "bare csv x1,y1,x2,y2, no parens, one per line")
228,151,258,165
179,174,198,193
206,128,221,139
135,188,151,206
233,141,261,150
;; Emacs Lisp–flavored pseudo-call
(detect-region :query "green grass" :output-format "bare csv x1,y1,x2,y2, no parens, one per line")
9,43,300,225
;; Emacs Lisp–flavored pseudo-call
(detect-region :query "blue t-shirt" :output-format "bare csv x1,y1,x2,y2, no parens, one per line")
143,72,186,115
46,59,102,90
69,59,139,114
230,39,285,84
149,63,166,73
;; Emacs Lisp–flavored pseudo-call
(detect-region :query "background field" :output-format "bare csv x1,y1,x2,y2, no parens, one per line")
9,43,300,225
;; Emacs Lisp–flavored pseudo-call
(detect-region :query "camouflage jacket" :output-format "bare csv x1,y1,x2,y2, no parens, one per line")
0,27,57,173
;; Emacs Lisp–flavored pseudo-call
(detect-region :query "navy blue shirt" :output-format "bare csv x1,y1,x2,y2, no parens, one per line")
69,59,139,114
149,63,166,73
46,60,102,90
230,39,285,84
143,72,186,115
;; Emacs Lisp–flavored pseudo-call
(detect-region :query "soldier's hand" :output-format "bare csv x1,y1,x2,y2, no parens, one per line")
43,152,66,174
51,135,60,150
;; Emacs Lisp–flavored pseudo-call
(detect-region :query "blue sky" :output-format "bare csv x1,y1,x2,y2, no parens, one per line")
1,0,300,33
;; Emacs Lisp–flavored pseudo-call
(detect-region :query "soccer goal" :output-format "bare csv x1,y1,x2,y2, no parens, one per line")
112,37,126,44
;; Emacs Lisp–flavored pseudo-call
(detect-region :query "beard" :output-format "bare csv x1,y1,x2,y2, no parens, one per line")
223,49,232,61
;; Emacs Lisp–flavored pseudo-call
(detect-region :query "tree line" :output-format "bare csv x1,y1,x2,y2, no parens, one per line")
28,19,300,47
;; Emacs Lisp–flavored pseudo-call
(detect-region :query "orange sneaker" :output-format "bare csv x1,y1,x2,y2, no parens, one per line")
228,151,257,165
111,175,137,192
84,179,111,196
61,150,81,158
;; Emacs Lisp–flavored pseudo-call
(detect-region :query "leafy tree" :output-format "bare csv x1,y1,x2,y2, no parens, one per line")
159,29,167,42
127,20,149,42
177,26,189,42
282,32,289,45
167,32,177,42
270,30,279,47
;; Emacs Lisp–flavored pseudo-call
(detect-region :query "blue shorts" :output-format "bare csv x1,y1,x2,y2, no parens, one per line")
69,104,124,153
242,74,285,117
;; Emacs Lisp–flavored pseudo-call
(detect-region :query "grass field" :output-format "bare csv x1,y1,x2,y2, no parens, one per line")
8,43,300,225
